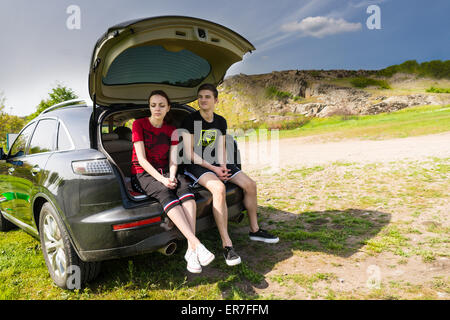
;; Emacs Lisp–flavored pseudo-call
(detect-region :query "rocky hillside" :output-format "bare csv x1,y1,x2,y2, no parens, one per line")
215,69,450,128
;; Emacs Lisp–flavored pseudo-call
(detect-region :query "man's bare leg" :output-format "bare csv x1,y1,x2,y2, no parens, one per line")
228,171,259,233
197,172,233,248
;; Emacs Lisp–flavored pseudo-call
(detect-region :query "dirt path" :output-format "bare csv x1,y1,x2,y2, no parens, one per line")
232,132,450,299
240,131,450,170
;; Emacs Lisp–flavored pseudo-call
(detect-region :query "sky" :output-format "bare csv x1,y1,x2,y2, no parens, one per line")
0,0,449,116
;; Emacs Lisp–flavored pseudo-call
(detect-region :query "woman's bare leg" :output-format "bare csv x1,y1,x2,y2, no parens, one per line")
166,205,200,250
180,199,197,251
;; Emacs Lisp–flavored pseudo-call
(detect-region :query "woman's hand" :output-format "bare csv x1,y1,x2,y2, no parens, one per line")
169,176,178,187
160,177,177,189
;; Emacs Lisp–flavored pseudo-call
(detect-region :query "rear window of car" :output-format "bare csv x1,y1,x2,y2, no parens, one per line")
102,45,211,87
28,119,58,155
57,122,74,151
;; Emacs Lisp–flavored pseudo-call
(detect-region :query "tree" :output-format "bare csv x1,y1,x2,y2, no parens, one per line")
0,92,26,150
27,84,78,121
0,91,5,113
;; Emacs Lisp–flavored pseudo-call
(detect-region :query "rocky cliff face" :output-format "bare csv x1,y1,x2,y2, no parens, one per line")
218,70,450,125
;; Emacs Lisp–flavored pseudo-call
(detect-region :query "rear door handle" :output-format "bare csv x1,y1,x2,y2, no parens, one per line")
8,167,15,175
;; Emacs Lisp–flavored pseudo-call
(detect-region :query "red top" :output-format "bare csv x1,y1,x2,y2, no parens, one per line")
131,118,178,175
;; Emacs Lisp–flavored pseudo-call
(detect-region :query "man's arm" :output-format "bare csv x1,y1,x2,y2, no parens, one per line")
181,131,228,180
218,135,231,180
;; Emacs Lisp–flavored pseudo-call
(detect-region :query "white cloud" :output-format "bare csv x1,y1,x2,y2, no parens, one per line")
281,16,362,38
349,0,388,9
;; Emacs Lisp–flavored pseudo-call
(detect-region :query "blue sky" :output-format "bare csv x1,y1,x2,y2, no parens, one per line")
0,0,449,116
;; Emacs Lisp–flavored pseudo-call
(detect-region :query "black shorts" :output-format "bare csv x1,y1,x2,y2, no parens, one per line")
134,171,195,214
184,163,241,186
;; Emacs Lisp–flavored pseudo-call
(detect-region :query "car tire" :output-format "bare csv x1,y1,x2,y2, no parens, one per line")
0,211,16,231
39,202,101,289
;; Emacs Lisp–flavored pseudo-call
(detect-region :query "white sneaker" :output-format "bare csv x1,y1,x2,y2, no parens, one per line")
184,248,194,262
195,244,215,267
185,249,202,274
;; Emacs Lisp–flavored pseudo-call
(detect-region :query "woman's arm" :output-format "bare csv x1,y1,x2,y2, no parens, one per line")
134,141,175,188
169,144,178,181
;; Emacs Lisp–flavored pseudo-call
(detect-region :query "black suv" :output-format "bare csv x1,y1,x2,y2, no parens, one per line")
0,16,255,289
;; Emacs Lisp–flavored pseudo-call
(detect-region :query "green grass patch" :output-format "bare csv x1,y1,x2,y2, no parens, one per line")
271,272,336,289
363,226,410,254
350,77,391,89
258,104,450,140
273,210,380,255
265,86,302,101
426,87,450,93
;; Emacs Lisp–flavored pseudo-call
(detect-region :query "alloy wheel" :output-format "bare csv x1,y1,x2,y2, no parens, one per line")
43,214,67,279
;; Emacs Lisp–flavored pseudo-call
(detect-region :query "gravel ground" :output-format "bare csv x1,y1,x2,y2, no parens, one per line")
239,131,450,171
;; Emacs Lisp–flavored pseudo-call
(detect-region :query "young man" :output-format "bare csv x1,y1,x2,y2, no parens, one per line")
181,83,279,266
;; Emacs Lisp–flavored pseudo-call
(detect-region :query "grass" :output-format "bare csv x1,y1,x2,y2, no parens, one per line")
265,86,302,102
1,155,449,300
426,87,450,93
235,104,450,141
0,228,265,300
271,272,336,288
350,77,391,89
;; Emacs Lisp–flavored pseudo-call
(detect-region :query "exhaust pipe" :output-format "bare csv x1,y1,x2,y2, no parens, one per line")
157,241,177,256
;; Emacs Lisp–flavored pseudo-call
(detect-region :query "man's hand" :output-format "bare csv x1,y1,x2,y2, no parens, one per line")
213,165,231,182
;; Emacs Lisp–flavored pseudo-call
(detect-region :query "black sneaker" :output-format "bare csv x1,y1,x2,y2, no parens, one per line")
223,246,241,266
249,229,279,243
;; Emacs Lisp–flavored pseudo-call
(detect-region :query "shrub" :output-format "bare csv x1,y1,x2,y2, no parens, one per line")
265,86,300,101
350,77,391,89
377,59,450,79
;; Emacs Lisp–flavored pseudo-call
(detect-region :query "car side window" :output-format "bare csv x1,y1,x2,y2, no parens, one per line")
57,122,74,151
28,119,58,155
9,123,36,158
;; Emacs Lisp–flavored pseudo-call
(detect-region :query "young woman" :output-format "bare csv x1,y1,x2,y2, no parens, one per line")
131,90,214,273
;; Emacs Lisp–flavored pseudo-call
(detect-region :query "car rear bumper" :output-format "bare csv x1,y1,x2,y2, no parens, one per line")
70,184,244,262
78,201,244,262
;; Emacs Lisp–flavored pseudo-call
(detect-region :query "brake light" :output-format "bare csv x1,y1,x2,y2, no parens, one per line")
72,159,113,175
113,217,162,231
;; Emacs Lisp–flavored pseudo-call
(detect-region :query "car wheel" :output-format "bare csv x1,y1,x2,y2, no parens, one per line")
0,211,16,231
39,202,101,289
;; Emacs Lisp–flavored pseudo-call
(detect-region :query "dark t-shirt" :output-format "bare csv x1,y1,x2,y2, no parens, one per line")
180,111,227,164
131,118,178,175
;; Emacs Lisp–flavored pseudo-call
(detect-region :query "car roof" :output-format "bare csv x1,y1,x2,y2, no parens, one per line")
37,104,92,121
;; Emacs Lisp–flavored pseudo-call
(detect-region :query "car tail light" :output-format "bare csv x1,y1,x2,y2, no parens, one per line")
71,159,113,175
113,216,162,231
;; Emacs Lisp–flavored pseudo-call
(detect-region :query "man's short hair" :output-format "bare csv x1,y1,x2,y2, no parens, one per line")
197,83,218,99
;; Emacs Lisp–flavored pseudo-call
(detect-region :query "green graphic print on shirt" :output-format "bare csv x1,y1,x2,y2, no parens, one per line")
198,129,218,147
